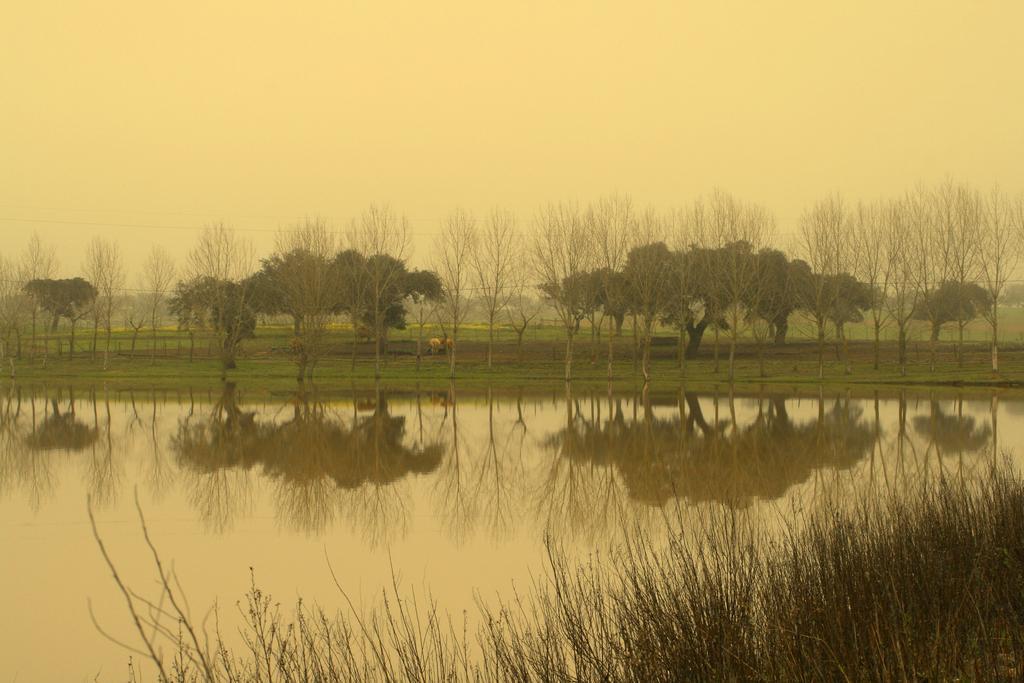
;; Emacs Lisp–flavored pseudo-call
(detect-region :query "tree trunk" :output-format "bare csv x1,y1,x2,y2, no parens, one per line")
293,315,301,336
727,333,737,382
641,322,652,383
838,322,850,375
873,320,881,371
416,326,422,372
991,315,999,372
151,324,158,366
130,330,139,360
487,318,494,370
564,330,574,382
713,325,720,374
677,326,685,371
757,337,765,378
105,325,113,368
373,313,382,379
957,321,965,368
773,317,788,346
449,333,457,379
631,316,639,374
69,322,77,361
684,320,708,359
898,325,907,376
817,320,825,380
928,333,936,373
517,329,525,364
589,320,596,365
606,314,615,382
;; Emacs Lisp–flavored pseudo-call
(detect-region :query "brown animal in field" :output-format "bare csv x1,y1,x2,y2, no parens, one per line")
428,336,454,355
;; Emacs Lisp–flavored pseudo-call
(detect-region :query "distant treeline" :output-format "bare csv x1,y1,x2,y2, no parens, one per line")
1,181,1022,381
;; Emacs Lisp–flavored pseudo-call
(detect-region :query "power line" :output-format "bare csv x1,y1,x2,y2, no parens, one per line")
4,277,1024,298
0,214,803,237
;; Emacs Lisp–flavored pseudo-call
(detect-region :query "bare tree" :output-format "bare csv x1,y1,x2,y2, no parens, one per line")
707,190,773,382
471,208,517,370
978,186,1022,373
797,194,847,379
691,198,726,373
22,233,57,358
65,286,94,361
0,255,29,360
589,194,634,380
853,201,892,371
125,298,147,360
435,208,477,379
408,281,441,371
141,247,176,366
185,223,255,380
667,206,697,377
623,209,673,382
334,248,371,371
506,282,542,364
349,205,410,379
273,218,341,382
943,181,982,366
908,184,952,372
531,202,594,382
881,198,922,376
83,237,126,368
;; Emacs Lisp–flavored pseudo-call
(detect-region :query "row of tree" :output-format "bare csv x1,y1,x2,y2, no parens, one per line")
531,183,1023,381
1,180,1022,382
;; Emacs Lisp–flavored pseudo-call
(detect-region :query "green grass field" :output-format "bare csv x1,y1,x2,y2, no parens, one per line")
7,333,1024,397
5,309,1024,392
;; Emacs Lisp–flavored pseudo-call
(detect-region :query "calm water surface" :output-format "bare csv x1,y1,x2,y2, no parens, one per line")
0,383,1019,681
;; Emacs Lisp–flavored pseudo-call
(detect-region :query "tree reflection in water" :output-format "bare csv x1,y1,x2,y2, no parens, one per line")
543,387,922,521
0,386,132,510
913,396,992,456
24,393,99,452
0,385,1001,544
433,385,529,543
171,383,444,536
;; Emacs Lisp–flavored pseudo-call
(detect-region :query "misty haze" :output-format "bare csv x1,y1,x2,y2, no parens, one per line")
3,2,1024,681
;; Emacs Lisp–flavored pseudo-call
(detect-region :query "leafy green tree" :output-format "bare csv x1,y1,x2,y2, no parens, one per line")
405,269,443,367
913,281,990,341
168,277,256,372
827,272,874,364
22,278,96,359
751,250,809,346
246,253,302,332
23,278,95,331
660,246,726,361
623,239,675,381
333,249,441,362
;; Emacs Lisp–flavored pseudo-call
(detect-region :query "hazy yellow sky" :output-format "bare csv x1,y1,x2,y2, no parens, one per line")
2,1,1022,277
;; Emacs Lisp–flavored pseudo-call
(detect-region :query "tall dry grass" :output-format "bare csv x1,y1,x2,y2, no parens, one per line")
98,462,1024,682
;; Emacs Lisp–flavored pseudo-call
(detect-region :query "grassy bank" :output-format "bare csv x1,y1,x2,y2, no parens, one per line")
8,317,1024,391
9,344,1024,395
101,463,1024,681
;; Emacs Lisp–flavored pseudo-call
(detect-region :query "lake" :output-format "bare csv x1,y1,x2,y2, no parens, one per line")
0,383,1017,681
